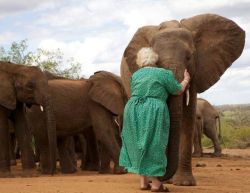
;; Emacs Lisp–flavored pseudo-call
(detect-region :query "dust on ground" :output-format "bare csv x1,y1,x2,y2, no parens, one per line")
0,148,249,193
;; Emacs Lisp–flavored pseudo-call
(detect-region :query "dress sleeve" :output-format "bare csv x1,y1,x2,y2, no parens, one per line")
163,70,182,95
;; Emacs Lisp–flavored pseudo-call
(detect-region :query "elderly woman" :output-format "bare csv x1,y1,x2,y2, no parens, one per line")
119,47,190,192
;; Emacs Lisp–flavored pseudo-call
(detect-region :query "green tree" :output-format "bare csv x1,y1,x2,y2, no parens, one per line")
0,40,82,79
26,48,81,79
0,39,32,64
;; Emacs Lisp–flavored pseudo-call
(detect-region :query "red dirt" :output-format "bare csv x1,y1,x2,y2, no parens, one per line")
0,148,249,193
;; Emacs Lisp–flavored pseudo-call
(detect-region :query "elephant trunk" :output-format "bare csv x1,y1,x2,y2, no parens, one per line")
43,95,57,174
159,95,183,181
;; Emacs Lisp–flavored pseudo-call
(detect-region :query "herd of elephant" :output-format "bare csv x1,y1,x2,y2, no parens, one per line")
0,13,245,186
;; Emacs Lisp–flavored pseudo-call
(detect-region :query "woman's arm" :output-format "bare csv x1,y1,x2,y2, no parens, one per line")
175,69,190,95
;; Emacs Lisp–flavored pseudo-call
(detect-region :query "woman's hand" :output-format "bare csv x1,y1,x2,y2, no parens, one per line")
175,69,190,95
184,69,190,83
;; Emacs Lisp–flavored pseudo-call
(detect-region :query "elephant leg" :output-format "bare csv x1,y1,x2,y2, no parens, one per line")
98,142,111,174
34,142,40,163
9,133,17,166
89,102,124,173
13,104,36,176
66,136,77,169
15,142,20,160
173,89,197,186
32,118,52,174
76,134,87,171
82,128,99,171
205,132,222,157
57,137,77,173
98,141,125,174
0,107,11,177
193,122,203,157
213,140,222,157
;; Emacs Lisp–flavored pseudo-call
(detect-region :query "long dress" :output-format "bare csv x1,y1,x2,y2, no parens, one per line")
119,67,182,177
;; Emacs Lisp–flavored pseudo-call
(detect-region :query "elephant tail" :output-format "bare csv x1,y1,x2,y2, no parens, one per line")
216,116,224,145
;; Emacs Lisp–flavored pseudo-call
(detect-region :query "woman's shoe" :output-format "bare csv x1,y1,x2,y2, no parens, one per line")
140,183,151,190
151,184,169,192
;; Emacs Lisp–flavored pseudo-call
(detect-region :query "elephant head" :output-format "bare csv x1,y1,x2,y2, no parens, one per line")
120,14,245,180
0,61,57,174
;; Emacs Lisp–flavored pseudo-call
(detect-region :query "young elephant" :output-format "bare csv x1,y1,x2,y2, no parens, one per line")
193,98,221,157
26,71,127,174
0,62,56,177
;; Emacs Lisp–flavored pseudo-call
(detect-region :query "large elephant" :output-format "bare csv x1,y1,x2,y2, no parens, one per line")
26,71,127,173
0,61,56,177
193,98,221,157
120,14,245,185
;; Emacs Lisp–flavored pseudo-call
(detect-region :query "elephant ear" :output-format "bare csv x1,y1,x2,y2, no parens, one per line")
0,72,16,110
181,14,245,93
124,26,158,73
88,71,127,115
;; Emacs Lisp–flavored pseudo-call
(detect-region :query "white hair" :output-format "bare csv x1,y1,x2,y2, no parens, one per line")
136,47,158,67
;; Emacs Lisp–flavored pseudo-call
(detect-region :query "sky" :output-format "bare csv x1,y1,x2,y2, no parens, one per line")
0,0,249,105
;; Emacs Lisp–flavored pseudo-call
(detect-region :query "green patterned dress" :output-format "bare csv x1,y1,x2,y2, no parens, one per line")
119,67,182,177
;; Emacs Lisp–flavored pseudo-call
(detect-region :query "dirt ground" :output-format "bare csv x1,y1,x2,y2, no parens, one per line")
0,148,250,193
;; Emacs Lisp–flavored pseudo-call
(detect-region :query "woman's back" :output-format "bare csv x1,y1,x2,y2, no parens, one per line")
131,67,181,101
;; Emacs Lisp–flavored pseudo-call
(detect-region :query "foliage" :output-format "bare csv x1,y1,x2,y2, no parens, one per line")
26,48,81,79
0,39,32,64
0,39,82,79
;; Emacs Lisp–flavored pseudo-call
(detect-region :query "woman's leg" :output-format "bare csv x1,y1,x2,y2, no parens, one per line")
140,175,150,189
151,177,162,189
150,177,169,192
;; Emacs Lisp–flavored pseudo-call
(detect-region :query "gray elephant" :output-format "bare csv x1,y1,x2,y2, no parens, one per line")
193,98,221,157
26,71,127,174
0,61,56,177
120,14,245,185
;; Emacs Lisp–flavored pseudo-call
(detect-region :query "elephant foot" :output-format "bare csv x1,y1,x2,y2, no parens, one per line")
173,173,196,186
10,160,17,166
21,169,39,177
99,167,111,174
40,166,56,175
82,163,99,171
162,178,173,184
192,152,203,157
213,151,222,157
0,171,14,178
61,167,77,174
113,166,127,174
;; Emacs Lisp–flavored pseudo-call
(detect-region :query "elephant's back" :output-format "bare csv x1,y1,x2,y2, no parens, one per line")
49,79,88,92
197,98,218,116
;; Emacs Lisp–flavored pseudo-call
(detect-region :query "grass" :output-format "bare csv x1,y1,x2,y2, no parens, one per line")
202,105,250,149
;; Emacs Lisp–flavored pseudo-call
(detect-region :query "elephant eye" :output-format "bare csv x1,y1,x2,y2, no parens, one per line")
186,55,191,61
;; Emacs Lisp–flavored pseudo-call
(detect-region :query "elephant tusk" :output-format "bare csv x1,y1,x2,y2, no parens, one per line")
186,89,190,106
40,105,44,112
114,119,119,126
